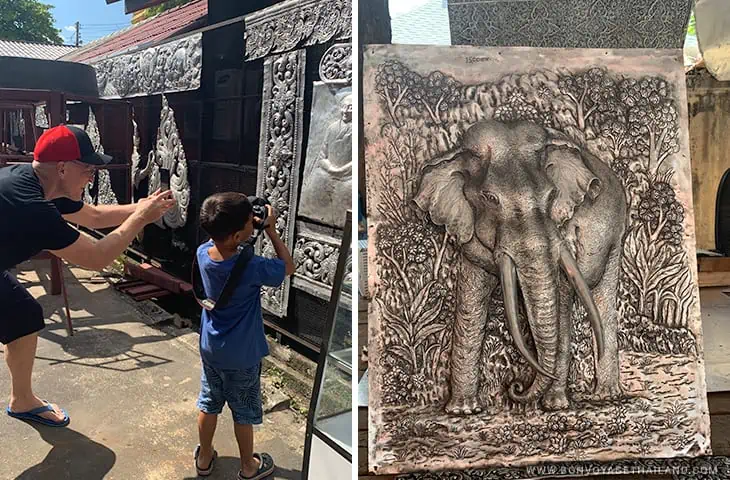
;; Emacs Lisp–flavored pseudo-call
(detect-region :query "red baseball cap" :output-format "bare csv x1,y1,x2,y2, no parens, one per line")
33,125,112,166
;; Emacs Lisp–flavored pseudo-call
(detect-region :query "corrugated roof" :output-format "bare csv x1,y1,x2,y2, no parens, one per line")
391,0,451,46
62,0,208,63
0,39,77,60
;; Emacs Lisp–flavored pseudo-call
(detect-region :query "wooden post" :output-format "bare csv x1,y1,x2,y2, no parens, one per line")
357,0,391,216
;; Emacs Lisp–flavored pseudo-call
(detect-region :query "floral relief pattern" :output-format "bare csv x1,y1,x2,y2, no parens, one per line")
244,0,351,61
446,0,692,49
83,107,118,206
393,455,730,480
292,226,351,301
94,33,202,99
255,50,307,317
319,43,352,84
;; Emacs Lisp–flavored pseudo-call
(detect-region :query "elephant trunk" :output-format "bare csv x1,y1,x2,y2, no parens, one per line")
500,253,560,404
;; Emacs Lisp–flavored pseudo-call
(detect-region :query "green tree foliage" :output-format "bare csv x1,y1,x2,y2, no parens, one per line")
0,0,63,44
687,11,696,37
141,0,194,20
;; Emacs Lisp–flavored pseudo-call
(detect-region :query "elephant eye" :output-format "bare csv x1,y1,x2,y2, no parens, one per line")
481,191,500,206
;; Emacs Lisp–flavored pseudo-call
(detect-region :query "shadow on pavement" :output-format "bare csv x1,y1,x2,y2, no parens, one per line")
181,456,301,480
13,422,116,479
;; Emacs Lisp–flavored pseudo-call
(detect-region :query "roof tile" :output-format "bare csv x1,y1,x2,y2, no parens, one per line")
63,0,208,63
0,40,77,60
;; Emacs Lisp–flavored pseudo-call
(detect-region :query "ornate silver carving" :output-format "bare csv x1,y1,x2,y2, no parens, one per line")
147,94,190,229
130,111,143,189
447,0,692,49
34,104,48,128
319,43,352,84
394,456,730,480
292,222,352,301
94,33,202,99
244,0,351,61
84,107,118,206
255,50,307,317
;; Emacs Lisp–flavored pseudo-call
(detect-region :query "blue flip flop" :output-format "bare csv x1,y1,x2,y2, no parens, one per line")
6,401,70,427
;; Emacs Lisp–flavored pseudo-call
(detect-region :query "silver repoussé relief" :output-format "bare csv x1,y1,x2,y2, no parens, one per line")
446,0,692,49
319,43,352,85
394,456,730,480
255,50,307,317
147,94,190,229
292,222,352,301
364,45,709,474
244,0,351,61
94,33,202,99
34,104,48,128
83,107,118,206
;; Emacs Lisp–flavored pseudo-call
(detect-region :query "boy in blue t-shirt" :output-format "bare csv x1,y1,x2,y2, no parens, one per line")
193,192,294,479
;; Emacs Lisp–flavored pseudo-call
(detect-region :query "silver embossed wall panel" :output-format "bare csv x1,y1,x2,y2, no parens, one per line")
84,107,118,206
364,45,709,474
244,0,351,61
94,33,202,99
292,221,352,302
447,0,692,49
255,50,307,317
393,456,730,480
298,82,352,228
319,43,352,85
147,94,190,229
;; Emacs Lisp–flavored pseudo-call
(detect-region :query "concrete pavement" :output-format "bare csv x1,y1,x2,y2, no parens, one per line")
0,260,306,480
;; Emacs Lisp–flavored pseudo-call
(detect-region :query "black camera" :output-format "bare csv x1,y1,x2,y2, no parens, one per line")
249,196,271,231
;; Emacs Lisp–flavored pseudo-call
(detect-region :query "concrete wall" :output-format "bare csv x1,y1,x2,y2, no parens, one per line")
687,69,730,250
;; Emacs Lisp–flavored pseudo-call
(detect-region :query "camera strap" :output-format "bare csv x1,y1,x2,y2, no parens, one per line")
192,243,255,311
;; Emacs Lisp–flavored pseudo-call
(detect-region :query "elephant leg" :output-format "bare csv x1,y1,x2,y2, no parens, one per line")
445,258,496,415
590,245,625,401
542,281,573,411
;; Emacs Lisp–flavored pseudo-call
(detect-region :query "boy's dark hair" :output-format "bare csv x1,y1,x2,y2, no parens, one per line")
199,192,253,242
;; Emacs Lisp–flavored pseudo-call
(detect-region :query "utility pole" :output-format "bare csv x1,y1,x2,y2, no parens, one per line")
74,21,80,47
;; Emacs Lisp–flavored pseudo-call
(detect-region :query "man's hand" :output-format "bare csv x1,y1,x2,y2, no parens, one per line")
136,189,176,224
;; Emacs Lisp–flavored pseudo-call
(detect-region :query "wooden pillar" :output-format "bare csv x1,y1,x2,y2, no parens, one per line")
357,0,391,215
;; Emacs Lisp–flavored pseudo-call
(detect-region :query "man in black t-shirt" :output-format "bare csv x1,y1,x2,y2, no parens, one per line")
0,125,175,427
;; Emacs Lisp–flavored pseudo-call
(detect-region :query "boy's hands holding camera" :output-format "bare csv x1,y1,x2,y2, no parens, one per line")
255,205,295,276
263,205,277,232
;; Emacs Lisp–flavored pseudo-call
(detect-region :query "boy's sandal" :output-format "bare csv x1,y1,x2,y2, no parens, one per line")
237,453,275,480
194,444,218,477
6,400,70,427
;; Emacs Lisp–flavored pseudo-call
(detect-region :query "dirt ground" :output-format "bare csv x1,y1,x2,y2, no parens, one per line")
0,260,306,480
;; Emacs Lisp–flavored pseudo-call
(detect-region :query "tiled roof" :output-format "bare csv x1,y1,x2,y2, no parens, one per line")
62,0,208,63
391,0,451,46
0,39,77,60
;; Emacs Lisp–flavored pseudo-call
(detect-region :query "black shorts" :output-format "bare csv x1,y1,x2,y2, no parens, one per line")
0,270,44,344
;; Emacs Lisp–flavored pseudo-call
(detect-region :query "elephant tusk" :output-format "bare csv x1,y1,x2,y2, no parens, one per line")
499,254,558,381
559,246,605,360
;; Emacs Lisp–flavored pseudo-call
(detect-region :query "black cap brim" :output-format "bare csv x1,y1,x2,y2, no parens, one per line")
80,152,113,166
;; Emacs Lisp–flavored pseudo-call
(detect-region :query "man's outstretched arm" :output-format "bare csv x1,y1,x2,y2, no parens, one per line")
63,203,138,229
52,190,175,271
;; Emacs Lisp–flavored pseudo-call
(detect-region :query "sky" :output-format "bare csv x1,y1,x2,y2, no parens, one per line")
389,0,432,17
47,0,132,45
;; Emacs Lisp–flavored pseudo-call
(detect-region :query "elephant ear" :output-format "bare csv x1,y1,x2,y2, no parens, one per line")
544,145,602,227
412,150,475,245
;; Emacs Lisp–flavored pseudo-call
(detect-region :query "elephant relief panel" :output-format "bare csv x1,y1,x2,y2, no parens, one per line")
363,45,710,474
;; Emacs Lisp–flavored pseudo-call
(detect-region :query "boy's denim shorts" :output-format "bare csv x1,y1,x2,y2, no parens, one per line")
197,361,263,425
